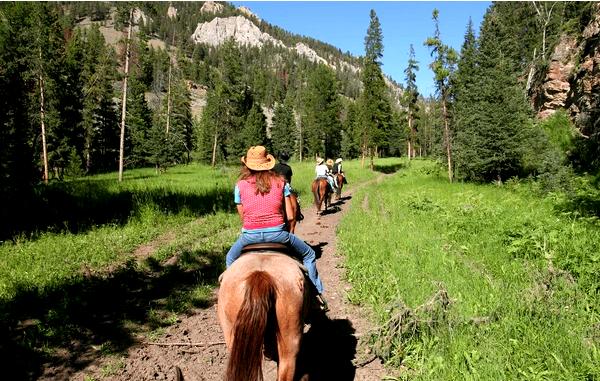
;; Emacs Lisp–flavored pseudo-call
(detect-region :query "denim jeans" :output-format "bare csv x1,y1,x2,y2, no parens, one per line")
226,229,324,294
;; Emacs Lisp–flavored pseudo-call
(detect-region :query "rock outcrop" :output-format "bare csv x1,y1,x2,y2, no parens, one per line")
200,1,224,14
568,4,600,130
238,6,260,22
167,5,177,19
294,42,328,65
535,35,578,119
533,3,600,126
191,16,284,48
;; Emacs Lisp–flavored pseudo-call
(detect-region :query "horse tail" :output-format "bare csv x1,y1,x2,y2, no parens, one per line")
227,271,277,381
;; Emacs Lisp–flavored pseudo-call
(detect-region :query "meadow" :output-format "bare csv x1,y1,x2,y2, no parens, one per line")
339,159,600,380
3,157,599,380
0,158,379,378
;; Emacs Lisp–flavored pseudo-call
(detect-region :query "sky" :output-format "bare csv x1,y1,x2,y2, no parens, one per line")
231,1,491,97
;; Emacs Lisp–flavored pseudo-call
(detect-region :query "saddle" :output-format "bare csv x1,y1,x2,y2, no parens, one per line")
241,242,291,254
240,243,305,268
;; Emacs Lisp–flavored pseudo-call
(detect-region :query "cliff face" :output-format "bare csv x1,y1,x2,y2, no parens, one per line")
569,4,600,132
533,3,600,132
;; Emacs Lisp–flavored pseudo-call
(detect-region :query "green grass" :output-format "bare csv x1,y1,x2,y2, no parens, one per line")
339,159,600,380
0,158,390,379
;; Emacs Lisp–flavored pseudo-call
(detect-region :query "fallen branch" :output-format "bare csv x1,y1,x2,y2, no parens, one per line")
144,341,226,347
354,355,378,368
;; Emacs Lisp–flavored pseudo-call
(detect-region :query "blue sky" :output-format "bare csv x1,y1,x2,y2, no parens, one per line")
231,1,491,97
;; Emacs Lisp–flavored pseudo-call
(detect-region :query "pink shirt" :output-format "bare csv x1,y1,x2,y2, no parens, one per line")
236,178,286,230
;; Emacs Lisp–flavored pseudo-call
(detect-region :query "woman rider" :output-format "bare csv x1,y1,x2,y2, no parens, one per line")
226,146,328,310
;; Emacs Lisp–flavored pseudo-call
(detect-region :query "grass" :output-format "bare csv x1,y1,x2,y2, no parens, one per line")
0,157,386,380
338,159,600,380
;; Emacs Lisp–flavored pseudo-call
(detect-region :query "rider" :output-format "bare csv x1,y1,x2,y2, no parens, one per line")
273,152,293,185
226,146,328,310
315,157,335,192
332,158,347,184
326,159,339,190
273,152,303,230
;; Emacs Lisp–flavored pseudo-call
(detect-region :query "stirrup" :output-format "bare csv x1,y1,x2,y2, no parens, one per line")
316,294,329,312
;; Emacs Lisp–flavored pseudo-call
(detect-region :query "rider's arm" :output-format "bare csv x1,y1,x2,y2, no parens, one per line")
283,183,295,227
234,184,244,223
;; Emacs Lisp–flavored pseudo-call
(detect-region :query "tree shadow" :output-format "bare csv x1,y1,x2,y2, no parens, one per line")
1,179,235,241
296,314,358,381
0,248,225,381
373,162,406,174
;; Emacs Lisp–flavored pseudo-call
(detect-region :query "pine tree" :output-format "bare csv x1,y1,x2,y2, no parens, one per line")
453,18,480,179
455,6,533,182
271,100,297,158
303,64,341,159
404,44,420,159
127,77,153,167
360,9,393,169
425,9,458,182
240,103,268,149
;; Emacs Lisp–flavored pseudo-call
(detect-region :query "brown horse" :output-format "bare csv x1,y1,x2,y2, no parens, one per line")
311,177,332,215
335,173,344,199
217,253,308,381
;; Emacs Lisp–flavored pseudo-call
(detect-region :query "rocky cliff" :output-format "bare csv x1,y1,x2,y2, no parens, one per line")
533,3,600,132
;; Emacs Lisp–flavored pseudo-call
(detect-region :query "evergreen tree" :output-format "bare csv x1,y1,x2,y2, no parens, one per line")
127,77,153,167
455,6,533,182
341,101,361,159
425,9,458,182
0,2,37,196
403,44,420,159
359,9,393,169
303,64,342,159
453,18,480,179
80,25,118,173
271,100,297,158
240,103,268,149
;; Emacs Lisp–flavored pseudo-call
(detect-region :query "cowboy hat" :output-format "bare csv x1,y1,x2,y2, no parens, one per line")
326,159,334,166
316,157,324,165
241,146,276,171
335,158,343,163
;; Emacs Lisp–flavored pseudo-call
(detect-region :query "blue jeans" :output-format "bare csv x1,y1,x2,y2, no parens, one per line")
226,229,324,294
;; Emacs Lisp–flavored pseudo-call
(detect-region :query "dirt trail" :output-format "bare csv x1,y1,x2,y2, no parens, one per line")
70,182,387,381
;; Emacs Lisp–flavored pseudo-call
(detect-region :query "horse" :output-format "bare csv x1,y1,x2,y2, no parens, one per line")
217,252,309,381
335,173,344,199
311,177,332,215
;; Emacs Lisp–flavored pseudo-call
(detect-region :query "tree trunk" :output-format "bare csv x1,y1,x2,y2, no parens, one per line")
442,98,453,182
297,115,303,162
211,129,218,167
118,9,133,182
166,59,172,135
407,114,413,160
39,68,49,184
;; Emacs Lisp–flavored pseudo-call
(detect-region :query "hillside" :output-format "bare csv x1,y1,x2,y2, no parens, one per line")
73,1,402,121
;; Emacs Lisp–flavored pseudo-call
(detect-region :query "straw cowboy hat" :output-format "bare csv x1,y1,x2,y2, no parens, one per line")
316,157,324,165
335,158,343,163
241,146,276,171
326,159,334,167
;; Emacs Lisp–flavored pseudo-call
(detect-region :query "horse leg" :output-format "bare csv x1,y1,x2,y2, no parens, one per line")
276,327,302,381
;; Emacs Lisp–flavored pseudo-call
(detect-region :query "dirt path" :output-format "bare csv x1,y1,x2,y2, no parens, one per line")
71,183,387,381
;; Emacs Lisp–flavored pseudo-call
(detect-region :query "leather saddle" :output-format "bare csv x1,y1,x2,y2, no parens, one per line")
240,242,302,262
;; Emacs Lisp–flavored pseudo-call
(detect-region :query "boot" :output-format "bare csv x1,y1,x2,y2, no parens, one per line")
316,294,329,312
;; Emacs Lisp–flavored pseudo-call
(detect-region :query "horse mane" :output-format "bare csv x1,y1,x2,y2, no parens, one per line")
227,271,278,381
